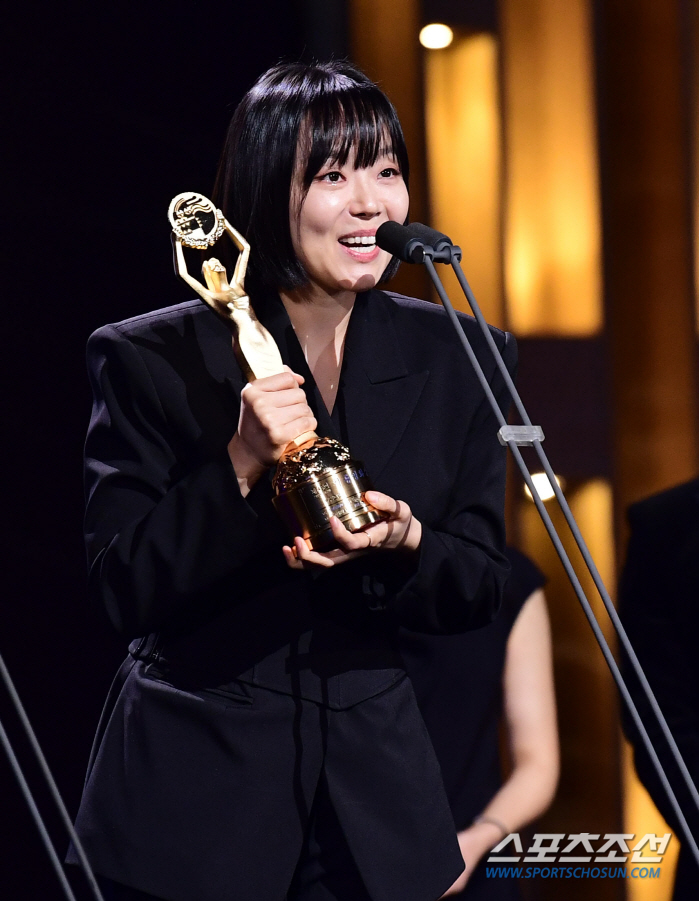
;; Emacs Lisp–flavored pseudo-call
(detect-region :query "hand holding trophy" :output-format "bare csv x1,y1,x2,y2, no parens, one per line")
168,192,387,551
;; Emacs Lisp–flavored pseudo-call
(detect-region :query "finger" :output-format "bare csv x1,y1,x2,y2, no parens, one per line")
294,533,369,567
357,521,392,550
252,371,304,392
282,545,303,570
273,399,316,425
329,516,374,552
283,540,347,569
289,414,318,436
282,365,305,384
266,417,318,449
258,401,315,427
262,387,311,409
294,536,335,568
363,491,401,518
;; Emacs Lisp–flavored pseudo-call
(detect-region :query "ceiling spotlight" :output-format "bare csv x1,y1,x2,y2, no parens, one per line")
524,472,564,503
419,23,454,50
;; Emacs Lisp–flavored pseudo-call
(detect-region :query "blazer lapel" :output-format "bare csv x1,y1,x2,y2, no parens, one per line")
249,288,428,478
251,289,340,440
341,290,429,482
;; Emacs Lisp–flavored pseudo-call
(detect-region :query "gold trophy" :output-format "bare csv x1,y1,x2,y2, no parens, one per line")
168,192,387,550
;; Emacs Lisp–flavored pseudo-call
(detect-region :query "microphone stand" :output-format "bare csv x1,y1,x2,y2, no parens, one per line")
378,221,699,870
0,651,105,901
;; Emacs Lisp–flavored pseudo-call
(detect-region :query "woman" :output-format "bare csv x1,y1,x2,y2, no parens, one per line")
401,548,559,900
70,61,517,901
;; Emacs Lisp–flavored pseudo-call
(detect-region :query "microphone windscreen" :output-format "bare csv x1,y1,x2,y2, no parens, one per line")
407,222,453,248
376,221,417,262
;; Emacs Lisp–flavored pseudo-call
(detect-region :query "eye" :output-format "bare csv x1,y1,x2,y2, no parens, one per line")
379,167,400,178
317,170,344,184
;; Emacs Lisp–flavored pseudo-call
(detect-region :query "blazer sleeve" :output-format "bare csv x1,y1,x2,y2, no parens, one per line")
394,330,515,632
84,324,269,637
348,329,516,635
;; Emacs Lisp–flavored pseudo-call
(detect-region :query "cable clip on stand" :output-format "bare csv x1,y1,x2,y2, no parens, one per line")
375,218,699,870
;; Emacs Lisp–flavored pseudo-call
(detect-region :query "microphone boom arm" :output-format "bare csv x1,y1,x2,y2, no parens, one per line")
375,220,699,869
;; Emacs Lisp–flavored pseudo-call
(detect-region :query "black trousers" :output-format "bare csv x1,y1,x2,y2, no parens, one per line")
97,772,371,901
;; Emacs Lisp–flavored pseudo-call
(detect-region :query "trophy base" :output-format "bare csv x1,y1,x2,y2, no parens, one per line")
272,461,387,551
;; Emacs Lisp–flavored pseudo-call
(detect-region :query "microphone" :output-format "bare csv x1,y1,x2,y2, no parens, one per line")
379,217,699,872
376,221,426,263
376,221,457,263
404,222,453,253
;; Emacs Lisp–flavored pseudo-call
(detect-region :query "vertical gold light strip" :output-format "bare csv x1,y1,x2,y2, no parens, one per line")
349,0,429,299
519,480,620,901
623,741,678,901
424,34,504,328
693,0,699,335
521,478,679,898
500,0,602,335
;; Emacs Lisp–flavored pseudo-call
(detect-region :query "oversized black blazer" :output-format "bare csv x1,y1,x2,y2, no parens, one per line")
83,287,515,692
74,287,516,900
619,479,699,901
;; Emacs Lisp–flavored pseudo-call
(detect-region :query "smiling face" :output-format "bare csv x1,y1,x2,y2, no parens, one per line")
288,147,410,302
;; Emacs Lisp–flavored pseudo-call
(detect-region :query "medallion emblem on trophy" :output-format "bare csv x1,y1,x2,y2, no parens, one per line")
168,192,387,550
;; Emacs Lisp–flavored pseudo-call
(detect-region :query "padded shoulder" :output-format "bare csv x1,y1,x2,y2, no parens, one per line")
381,289,510,346
627,478,699,533
94,300,209,340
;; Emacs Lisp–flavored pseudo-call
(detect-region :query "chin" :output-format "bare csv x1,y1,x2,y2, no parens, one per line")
336,271,380,293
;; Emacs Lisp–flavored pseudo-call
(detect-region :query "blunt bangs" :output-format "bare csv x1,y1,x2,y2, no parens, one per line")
213,61,409,293
299,85,409,190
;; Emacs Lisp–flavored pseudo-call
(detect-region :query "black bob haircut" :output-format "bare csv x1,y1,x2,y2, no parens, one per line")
213,60,410,293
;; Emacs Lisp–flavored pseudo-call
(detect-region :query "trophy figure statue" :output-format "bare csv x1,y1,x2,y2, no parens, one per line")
168,192,387,550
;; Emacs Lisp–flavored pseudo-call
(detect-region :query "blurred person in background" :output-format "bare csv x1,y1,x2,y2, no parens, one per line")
401,546,559,900
619,478,699,900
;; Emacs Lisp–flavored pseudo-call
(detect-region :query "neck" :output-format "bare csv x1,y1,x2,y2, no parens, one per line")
279,285,355,333
279,287,357,414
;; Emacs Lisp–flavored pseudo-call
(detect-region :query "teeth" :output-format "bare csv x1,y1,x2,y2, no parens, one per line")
341,235,376,245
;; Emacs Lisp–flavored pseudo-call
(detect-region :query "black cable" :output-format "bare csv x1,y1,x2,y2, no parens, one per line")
0,653,106,901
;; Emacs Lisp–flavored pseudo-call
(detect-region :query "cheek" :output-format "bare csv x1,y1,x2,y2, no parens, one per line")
291,209,325,268
392,184,410,221
298,190,341,241
289,214,302,259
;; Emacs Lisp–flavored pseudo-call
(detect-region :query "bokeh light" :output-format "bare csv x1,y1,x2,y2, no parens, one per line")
419,23,454,50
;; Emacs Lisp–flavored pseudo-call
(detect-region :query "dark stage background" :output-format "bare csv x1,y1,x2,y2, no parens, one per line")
5,2,699,900
4,4,318,897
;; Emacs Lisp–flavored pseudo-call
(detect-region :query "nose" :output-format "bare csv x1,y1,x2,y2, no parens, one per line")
348,170,381,219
